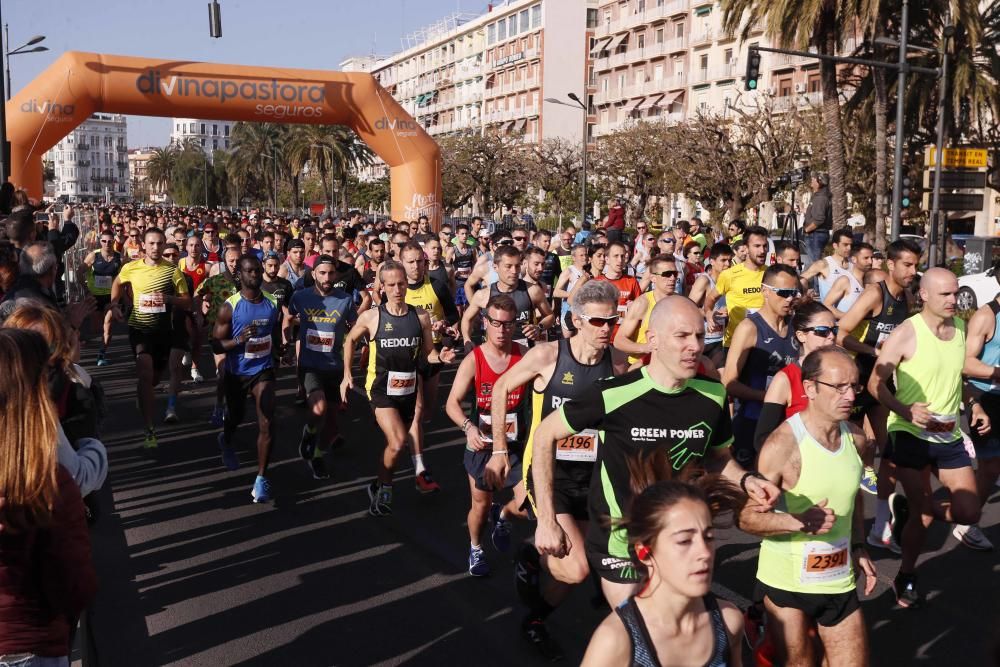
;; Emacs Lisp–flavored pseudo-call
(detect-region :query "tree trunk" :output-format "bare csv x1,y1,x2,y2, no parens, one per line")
873,61,889,251
819,29,849,229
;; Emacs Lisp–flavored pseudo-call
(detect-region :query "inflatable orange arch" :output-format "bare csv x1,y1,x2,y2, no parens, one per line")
6,51,442,226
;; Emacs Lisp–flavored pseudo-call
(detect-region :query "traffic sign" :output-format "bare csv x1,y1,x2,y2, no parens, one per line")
924,192,985,211
922,170,988,189
926,147,989,169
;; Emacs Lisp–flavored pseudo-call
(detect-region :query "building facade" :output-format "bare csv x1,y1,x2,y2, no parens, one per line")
169,118,234,158
127,148,169,204
45,113,129,202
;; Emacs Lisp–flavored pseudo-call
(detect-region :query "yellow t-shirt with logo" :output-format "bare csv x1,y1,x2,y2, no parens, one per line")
715,263,764,347
117,259,188,331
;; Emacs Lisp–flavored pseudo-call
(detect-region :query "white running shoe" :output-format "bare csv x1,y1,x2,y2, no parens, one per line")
953,524,994,551
191,367,204,383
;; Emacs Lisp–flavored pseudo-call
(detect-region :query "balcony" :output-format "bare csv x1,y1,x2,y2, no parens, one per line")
116,161,128,169
595,0,690,37
77,160,91,167
691,30,714,46
715,63,738,79
693,68,710,84
773,91,823,111
668,73,688,89
77,143,90,151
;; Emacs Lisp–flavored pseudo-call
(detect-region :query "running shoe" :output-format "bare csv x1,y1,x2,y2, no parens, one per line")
859,466,878,495
309,455,330,480
522,617,563,662
210,405,225,428
953,524,994,551
367,480,393,517
468,545,490,576
251,475,272,503
299,425,317,460
164,406,179,424
181,352,192,367
866,528,902,555
889,492,909,546
218,433,239,471
190,366,204,383
142,429,158,449
96,352,110,367
414,470,441,494
894,572,922,608
490,502,511,553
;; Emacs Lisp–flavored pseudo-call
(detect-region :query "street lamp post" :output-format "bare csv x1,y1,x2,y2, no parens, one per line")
263,151,278,211
0,21,47,184
545,94,589,227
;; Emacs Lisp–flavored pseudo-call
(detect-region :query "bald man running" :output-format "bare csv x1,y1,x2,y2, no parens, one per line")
871,267,990,608
529,296,781,606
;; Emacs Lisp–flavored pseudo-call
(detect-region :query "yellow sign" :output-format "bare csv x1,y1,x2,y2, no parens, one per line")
926,147,989,169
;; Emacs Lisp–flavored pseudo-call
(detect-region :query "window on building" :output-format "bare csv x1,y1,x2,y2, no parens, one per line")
509,15,517,37
201,138,206,147
213,124,218,135
637,0,646,12
808,74,821,93
213,139,219,150
488,23,496,44
225,125,230,136
520,9,529,32
675,21,684,38
587,8,598,28
498,19,506,40
200,123,206,134
656,28,664,43
225,139,230,149
779,77,793,97
638,33,645,49
189,123,195,132
531,4,541,28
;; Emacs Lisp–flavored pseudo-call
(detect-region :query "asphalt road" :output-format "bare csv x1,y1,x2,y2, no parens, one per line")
76,334,1000,667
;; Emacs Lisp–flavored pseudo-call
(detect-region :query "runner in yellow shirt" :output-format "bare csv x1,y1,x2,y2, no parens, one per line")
703,225,769,350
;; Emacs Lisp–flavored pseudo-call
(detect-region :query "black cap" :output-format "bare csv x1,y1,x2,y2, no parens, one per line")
314,254,337,268
287,239,305,250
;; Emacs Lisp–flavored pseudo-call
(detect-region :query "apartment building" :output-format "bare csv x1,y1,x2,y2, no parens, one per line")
359,1,594,147
589,0,856,136
128,148,169,204
45,113,129,202
169,118,234,159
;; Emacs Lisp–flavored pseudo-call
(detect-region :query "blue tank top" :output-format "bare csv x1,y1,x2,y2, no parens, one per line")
970,300,1000,394
283,260,309,290
736,312,798,420
224,291,279,377
289,287,357,372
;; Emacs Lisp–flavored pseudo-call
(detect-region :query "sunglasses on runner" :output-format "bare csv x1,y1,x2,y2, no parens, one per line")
654,269,679,278
579,314,618,328
483,314,515,329
762,284,800,299
803,325,839,338
162,252,179,260
513,236,528,242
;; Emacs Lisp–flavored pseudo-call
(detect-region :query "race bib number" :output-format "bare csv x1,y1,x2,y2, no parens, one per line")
305,328,334,353
556,429,599,462
875,331,891,348
800,538,850,584
387,370,417,396
138,293,165,314
479,413,518,443
918,412,958,443
456,267,472,280
94,275,113,290
245,336,272,360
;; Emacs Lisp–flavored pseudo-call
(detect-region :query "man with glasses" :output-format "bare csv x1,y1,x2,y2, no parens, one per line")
445,294,529,577
202,222,222,263
511,226,530,254
741,347,877,667
703,225,770,351
613,255,680,366
722,264,799,467
555,229,575,272
82,229,124,367
123,227,143,261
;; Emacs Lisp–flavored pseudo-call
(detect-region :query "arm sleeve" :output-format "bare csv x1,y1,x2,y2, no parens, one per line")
56,426,109,497
432,278,460,324
755,402,787,452
709,401,735,449
559,385,606,433
39,468,98,618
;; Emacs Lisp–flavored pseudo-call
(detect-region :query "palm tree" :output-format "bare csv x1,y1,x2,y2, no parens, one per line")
228,122,290,209
146,145,179,196
286,125,375,213
721,0,880,229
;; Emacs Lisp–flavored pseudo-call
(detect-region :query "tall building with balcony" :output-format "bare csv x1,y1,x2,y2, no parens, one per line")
355,1,595,150
45,113,129,202
128,148,169,204
589,0,853,136
169,118,234,158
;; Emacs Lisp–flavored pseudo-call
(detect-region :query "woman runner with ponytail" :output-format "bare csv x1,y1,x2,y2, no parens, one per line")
582,472,745,666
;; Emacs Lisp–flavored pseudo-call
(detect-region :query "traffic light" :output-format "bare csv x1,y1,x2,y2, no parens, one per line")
745,47,761,91
901,176,912,209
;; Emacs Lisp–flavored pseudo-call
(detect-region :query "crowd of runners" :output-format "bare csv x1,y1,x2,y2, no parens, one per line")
0,197,998,666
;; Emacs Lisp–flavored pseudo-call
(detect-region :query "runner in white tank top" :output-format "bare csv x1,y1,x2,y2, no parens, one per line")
822,241,875,319
801,228,854,300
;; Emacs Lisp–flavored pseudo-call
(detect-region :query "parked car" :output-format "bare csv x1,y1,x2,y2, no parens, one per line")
958,266,1000,312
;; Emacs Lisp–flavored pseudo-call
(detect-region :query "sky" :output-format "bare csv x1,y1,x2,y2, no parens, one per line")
6,0,489,147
